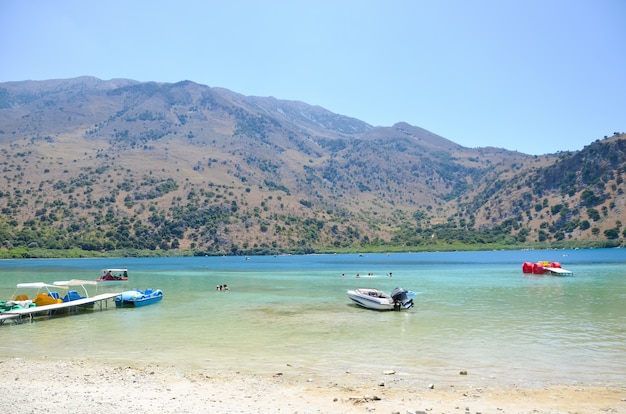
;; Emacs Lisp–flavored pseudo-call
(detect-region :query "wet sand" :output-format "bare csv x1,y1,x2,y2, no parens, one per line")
1,357,624,413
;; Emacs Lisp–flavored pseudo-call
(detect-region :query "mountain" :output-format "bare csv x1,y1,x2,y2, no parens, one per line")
0,77,624,255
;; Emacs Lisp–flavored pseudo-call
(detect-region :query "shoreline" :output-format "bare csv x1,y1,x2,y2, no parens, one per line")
1,357,624,413
1,242,623,260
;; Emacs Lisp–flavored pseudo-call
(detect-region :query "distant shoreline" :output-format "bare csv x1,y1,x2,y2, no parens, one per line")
0,240,622,260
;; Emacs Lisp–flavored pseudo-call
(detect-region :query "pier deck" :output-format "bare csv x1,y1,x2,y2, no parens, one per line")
0,292,120,325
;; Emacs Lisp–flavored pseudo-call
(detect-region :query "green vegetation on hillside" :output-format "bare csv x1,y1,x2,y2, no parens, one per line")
0,78,625,258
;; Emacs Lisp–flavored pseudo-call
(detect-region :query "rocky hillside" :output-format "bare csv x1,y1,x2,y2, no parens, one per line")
0,77,623,254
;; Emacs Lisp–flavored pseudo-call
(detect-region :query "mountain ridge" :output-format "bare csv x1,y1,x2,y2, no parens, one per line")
0,77,623,254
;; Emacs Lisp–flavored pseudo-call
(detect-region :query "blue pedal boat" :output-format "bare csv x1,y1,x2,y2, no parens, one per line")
115,289,163,307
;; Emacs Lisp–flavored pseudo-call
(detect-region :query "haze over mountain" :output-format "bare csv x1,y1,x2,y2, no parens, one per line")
0,77,624,254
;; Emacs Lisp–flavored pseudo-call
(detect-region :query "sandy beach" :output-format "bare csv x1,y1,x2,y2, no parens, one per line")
1,357,624,413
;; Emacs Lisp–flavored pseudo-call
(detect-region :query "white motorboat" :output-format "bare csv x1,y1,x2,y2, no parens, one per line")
346,287,414,311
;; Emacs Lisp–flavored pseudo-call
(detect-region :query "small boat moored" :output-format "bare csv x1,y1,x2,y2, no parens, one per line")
1,282,68,312
346,287,414,311
522,261,573,276
115,289,163,307
53,279,99,307
96,268,129,283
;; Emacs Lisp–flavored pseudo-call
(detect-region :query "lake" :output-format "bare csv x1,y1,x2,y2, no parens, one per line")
1,248,625,387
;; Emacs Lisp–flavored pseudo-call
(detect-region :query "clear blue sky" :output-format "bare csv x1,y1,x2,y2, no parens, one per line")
1,0,624,155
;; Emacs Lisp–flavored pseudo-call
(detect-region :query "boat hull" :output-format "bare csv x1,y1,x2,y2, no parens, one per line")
97,268,129,284
128,295,162,307
347,288,414,311
346,289,396,311
115,289,163,308
522,262,573,276
96,278,128,284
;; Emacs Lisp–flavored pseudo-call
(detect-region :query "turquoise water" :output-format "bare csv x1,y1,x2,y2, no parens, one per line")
1,249,625,387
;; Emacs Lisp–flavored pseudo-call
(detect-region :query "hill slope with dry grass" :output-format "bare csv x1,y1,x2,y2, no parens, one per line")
0,77,624,255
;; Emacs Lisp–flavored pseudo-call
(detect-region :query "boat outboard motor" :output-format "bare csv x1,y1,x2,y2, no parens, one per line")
391,287,414,310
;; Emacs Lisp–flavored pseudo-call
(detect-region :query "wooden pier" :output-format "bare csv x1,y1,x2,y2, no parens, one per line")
0,292,120,325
